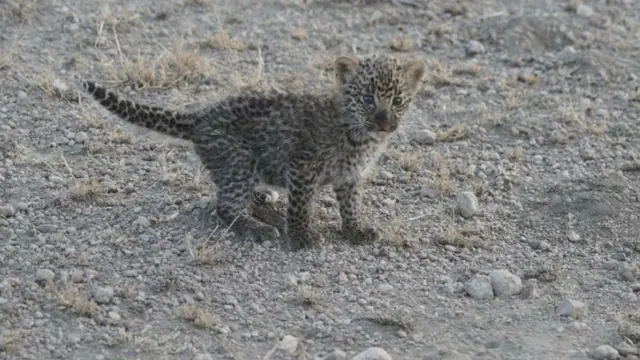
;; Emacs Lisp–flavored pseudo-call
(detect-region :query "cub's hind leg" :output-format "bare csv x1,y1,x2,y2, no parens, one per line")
195,143,279,243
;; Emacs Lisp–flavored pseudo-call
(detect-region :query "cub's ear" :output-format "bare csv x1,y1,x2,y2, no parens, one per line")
404,59,427,91
334,56,360,84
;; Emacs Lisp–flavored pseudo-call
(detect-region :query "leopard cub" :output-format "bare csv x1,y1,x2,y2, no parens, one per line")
79,54,426,250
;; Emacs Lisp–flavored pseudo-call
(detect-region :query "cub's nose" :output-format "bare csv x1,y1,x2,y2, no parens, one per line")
374,109,392,132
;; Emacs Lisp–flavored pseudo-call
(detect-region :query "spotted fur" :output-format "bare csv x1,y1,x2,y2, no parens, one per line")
79,54,426,250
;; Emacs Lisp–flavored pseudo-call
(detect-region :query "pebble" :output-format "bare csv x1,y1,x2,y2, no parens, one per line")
466,40,485,56
75,132,89,143
614,342,637,356
566,230,581,242
576,4,594,18
378,284,393,293
591,345,619,360
489,269,522,298
352,347,393,360
51,78,68,93
194,354,214,360
94,286,115,304
70,269,84,283
36,224,58,234
108,311,121,321
36,269,55,283
48,175,65,184
0,205,16,217
379,170,394,180
413,129,437,145
381,198,396,207
136,216,151,228
465,274,494,299
456,191,479,218
278,335,299,354
17,91,28,99
322,349,347,360
557,299,587,319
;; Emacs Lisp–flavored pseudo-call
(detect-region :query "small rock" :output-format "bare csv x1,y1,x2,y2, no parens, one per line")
489,269,522,297
465,274,493,299
48,175,65,184
413,129,437,145
576,4,594,18
566,230,581,242
337,272,348,284
352,347,393,360
456,191,479,218
378,284,393,293
557,299,587,319
52,78,68,93
466,40,485,56
194,354,214,360
17,91,28,99
381,198,396,207
278,335,299,354
0,205,16,217
108,311,121,321
70,269,84,283
36,269,55,283
75,132,89,143
136,216,151,228
36,224,58,233
379,170,394,180
94,286,115,304
322,349,347,360
591,345,619,360
614,341,637,356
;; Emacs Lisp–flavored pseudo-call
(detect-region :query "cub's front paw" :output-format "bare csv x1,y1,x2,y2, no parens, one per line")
343,223,380,244
285,226,323,251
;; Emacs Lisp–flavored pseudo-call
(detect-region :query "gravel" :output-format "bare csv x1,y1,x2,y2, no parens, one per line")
2,0,640,359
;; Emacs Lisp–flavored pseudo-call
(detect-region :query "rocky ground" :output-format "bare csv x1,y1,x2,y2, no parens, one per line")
1,0,640,359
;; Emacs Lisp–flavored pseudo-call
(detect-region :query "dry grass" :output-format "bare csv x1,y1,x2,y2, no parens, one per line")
202,29,248,51
49,284,100,318
291,28,308,41
68,178,109,202
425,152,455,196
296,285,323,308
182,304,219,329
110,129,136,144
437,123,470,142
0,329,25,352
5,0,37,24
102,39,214,89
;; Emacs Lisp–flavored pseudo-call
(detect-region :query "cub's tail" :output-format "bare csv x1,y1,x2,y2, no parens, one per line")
78,78,197,141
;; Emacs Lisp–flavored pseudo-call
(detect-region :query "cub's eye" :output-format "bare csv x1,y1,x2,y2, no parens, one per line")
392,97,403,106
362,95,374,105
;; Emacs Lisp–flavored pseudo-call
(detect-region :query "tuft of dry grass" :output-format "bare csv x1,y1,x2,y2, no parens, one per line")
0,329,25,352
291,28,308,41
49,284,100,318
68,178,109,202
426,152,455,196
296,285,322,308
202,29,248,51
388,37,415,52
437,123,470,142
102,39,214,89
6,0,37,24
182,304,219,328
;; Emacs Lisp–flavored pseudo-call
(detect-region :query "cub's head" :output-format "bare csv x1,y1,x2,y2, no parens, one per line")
334,54,426,142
